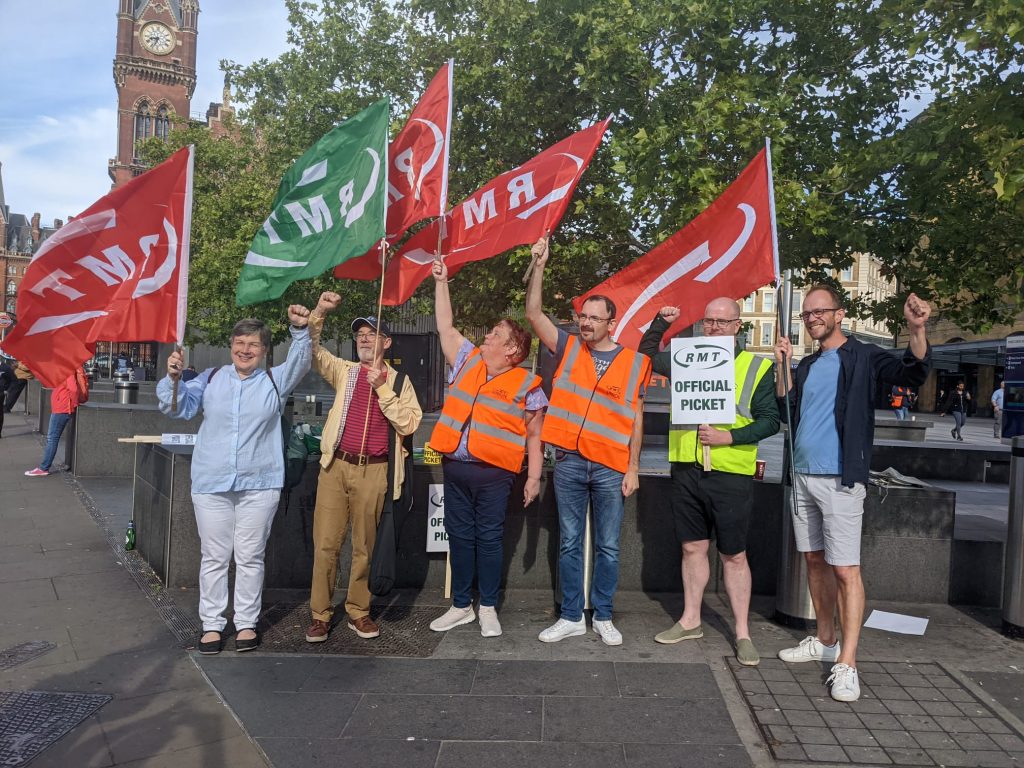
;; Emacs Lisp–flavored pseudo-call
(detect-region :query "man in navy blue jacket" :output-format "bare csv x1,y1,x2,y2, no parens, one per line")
774,284,931,703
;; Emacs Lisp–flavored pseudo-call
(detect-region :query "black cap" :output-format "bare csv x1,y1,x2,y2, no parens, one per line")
351,316,392,337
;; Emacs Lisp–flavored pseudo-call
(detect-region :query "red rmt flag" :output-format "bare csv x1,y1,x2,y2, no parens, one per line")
355,117,610,305
336,61,453,280
577,145,779,350
1,146,194,387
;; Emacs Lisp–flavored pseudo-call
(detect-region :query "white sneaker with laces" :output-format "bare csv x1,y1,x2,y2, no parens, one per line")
479,606,502,637
429,605,475,632
592,619,623,646
538,617,586,643
778,635,841,663
828,662,861,702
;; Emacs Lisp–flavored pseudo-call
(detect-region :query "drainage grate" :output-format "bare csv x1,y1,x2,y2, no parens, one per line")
255,603,444,657
729,657,1024,766
0,690,111,767
0,643,55,672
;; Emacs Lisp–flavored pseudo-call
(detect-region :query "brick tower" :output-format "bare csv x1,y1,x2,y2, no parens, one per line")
109,0,199,187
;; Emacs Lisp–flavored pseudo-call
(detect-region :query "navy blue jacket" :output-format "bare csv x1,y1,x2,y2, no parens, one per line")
779,335,930,486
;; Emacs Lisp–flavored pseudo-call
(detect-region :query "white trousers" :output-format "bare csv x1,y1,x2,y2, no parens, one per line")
192,489,281,632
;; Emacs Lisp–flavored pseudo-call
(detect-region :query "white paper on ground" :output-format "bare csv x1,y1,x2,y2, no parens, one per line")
863,609,929,635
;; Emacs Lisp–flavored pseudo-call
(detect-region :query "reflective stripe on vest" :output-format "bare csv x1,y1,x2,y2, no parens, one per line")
541,335,651,473
668,351,772,475
429,348,540,472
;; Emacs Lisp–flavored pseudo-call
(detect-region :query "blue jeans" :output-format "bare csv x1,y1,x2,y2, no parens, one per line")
41,413,72,471
442,459,515,609
893,407,908,420
552,450,625,621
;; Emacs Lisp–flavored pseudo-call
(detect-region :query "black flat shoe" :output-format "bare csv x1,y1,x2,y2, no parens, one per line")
197,632,222,655
235,629,259,652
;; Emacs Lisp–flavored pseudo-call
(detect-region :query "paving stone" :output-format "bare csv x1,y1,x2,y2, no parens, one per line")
730,665,762,681
858,712,902,730
896,713,944,732
765,724,795,743
820,711,862,728
930,674,962,689
344,693,541,741
792,725,837,745
893,673,932,687
218,690,361,739
624,743,753,768
952,731,1000,750
832,728,879,747
918,700,964,717
784,709,826,727
957,702,991,717
884,699,927,716
870,729,919,749
881,747,934,765
925,748,984,766
964,672,1024,722
439,740,628,768
745,693,777,710
942,687,981,703
196,655,321,695
765,680,804,696
737,679,769,694
988,733,1024,751
802,744,848,762
468,660,617,697
258,736,441,768
759,667,797,683
843,745,893,764
770,742,807,760
543,695,738,745
115,735,270,768
614,661,719,698
753,708,786,725
300,657,478,695
773,694,817,710
847,697,890,714
932,715,980,733
971,717,1012,734
813,695,855,712
973,751,1018,768
911,731,961,749
799,682,826,696
903,685,949,702
867,685,913,701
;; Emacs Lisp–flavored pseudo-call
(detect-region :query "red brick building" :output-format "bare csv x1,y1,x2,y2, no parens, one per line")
0,166,63,317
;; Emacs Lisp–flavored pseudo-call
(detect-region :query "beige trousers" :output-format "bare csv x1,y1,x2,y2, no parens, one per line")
309,460,388,621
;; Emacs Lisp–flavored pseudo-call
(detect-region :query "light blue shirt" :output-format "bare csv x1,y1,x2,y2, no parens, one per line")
157,326,312,493
993,388,1004,409
794,348,842,475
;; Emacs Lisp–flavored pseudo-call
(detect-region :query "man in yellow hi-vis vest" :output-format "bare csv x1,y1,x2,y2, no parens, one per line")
639,299,779,666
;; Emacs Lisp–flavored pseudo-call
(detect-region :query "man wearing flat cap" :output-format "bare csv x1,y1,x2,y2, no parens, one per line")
304,291,422,642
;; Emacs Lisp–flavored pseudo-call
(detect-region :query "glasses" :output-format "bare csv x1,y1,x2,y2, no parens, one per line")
798,308,840,322
702,318,740,328
354,331,378,341
577,314,611,324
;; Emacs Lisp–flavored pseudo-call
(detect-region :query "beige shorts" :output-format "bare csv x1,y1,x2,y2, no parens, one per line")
792,473,866,566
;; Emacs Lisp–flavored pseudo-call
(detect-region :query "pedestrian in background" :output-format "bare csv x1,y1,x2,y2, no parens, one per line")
992,382,1004,438
3,361,32,413
889,385,911,420
25,367,89,476
159,307,312,655
0,359,12,438
943,381,970,441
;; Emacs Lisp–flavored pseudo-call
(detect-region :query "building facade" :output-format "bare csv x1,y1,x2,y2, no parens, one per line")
109,0,199,187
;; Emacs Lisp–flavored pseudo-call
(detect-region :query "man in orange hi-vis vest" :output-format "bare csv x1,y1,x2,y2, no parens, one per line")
427,259,548,639
526,237,653,646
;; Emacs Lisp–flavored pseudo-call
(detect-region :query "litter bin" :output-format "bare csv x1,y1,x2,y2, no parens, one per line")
1003,436,1024,639
115,380,139,405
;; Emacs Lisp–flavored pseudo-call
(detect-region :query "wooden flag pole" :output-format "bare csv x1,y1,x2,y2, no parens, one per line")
357,239,391,469
701,424,712,471
521,232,550,284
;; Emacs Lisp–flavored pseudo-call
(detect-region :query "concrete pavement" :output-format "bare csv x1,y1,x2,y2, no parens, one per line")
2,408,1024,767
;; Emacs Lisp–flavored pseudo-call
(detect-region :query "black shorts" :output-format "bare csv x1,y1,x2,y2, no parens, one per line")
669,462,753,555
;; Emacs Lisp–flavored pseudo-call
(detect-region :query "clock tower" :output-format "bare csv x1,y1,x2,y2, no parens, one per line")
109,0,199,188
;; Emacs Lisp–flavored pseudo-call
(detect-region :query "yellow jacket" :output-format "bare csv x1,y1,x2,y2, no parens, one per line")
309,313,423,499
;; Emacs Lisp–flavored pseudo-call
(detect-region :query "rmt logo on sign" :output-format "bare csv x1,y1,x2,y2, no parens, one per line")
672,344,731,370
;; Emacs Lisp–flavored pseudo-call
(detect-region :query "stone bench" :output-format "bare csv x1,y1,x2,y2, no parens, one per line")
873,418,934,442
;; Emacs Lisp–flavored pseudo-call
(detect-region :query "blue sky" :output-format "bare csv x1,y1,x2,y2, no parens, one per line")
0,2,290,222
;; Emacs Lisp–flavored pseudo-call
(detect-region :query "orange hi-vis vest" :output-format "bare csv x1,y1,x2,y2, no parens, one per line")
542,336,652,473
430,348,542,473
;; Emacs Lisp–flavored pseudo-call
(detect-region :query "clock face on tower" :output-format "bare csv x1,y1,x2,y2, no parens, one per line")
140,22,175,55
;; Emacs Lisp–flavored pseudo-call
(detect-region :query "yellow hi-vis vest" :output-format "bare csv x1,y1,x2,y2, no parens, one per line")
669,350,772,475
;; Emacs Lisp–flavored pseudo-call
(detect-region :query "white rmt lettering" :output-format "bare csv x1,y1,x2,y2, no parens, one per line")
261,212,283,245
507,172,536,210
462,189,497,230
76,245,137,287
29,269,85,301
284,195,333,237
387,180,405,205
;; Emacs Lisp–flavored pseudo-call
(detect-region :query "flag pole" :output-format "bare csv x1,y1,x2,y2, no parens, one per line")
521,230,549,284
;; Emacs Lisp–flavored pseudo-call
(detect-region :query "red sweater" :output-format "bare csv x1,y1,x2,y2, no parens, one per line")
51,369,87,414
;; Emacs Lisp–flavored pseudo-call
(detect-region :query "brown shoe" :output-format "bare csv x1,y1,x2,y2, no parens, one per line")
348,615,380,639
305,619,330,643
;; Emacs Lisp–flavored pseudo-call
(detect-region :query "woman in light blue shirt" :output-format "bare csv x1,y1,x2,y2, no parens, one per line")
158,306,312,654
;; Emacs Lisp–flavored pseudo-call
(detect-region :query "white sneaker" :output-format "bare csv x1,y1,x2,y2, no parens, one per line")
828,663,861,702
778,635,841,663
538,617,586,643
479,606,502,638
430,605,475,632
592,619,623,646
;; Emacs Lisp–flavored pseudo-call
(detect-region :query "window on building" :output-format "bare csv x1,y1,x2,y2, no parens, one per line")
6,281,15,294
155,105,170,140
134,101,152,147
6,266,13,275
789,326,800,345
5,299,14,313
760,321,774,347
763,291,774,313
743,295,754,312
841,265,854,281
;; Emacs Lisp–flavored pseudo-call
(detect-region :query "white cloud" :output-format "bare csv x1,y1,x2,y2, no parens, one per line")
0,1,290,219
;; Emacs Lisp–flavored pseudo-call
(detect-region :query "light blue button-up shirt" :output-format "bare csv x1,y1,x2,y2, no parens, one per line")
157,326,312,494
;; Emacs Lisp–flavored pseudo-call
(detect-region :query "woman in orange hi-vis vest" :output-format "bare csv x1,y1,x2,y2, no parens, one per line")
427,259,547,639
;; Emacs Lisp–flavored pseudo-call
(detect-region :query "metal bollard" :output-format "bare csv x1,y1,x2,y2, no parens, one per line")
1002,436,1024,639
114,381,139,405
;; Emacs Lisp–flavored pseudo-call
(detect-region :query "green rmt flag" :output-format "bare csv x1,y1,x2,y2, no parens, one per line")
236,98,389,306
